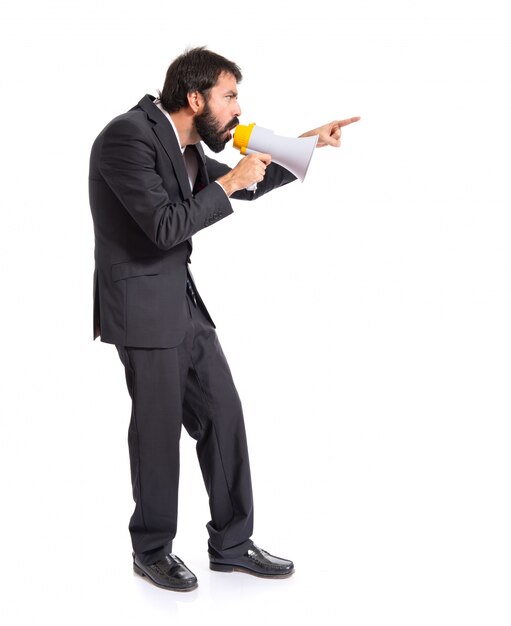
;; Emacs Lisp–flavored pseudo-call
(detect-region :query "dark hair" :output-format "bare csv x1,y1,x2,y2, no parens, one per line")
157,47,242,113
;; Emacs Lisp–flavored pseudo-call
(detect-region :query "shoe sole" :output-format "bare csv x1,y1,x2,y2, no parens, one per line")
133,563,198,591
209,562,294,579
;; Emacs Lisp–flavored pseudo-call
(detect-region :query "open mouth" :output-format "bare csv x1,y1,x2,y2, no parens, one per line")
225,121,238,141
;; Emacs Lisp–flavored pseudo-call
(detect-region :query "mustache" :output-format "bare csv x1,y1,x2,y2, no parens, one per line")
222,117,239,133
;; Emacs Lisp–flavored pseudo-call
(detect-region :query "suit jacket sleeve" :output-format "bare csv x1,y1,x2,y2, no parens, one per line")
97,117,233,250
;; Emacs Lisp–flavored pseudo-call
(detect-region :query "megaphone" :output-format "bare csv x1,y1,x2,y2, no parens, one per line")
233,123,318,186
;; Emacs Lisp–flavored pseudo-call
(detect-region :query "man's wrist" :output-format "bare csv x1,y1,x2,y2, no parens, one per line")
216,172,238,197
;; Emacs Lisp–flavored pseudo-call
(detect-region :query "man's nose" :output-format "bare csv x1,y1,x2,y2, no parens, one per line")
233,102,241,117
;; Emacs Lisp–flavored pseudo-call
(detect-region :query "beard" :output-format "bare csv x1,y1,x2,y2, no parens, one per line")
194,100,239,153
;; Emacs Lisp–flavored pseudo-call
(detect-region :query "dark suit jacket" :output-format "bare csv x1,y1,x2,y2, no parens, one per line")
89,94,296,348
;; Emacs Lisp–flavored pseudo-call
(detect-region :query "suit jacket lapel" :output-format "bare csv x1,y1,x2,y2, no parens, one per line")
136,95,192,201
190,143,209,193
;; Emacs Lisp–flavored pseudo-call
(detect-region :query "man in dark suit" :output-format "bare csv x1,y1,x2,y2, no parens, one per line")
89,47,359,591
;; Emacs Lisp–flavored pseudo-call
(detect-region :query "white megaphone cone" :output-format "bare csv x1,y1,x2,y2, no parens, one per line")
233,123,318,189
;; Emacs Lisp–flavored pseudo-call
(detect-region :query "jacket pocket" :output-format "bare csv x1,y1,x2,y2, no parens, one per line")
111,256,179,282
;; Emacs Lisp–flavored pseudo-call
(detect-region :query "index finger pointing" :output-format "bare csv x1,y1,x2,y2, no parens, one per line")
338,116,361,127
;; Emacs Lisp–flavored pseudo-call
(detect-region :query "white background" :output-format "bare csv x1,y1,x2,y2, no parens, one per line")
1,1,510,624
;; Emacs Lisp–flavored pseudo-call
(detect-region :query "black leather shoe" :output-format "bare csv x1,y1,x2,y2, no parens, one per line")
133,552,198,591
209,544,294,578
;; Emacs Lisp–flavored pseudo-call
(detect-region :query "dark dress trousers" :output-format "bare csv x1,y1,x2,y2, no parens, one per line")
89,95,296,564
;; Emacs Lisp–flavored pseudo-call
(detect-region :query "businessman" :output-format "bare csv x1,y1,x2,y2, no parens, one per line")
89,46,359,591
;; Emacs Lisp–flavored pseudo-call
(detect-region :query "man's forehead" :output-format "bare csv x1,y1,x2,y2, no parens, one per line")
214,72,238,93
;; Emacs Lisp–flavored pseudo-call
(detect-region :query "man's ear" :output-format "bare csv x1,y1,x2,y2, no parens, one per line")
187,91,205,113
